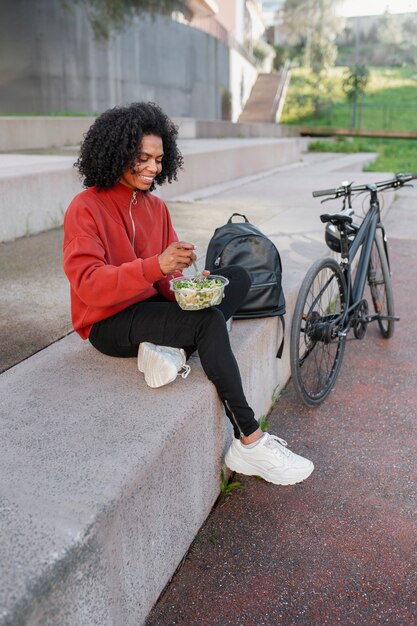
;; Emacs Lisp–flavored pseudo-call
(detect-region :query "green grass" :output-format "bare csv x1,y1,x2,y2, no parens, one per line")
282,66,417,172
281,67,344,125
282,66,417,131
309,136,417,173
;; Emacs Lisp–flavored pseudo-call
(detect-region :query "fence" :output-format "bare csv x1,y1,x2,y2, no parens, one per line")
321,103,417,132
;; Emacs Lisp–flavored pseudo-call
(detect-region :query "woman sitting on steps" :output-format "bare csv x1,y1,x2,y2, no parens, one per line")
62,101,314,486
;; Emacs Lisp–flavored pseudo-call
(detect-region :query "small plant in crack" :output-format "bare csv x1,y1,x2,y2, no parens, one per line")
258,414,269,432
220,469,245,500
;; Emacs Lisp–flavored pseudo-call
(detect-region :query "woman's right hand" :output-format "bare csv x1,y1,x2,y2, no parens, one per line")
158,241,197,275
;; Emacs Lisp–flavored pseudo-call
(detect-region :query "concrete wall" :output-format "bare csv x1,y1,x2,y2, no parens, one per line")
0,0,231,119
229,48,258,122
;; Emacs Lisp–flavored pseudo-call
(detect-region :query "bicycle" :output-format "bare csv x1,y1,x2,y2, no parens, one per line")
289,172,417,407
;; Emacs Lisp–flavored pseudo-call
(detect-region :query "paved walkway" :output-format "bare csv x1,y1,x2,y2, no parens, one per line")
145,186,417,624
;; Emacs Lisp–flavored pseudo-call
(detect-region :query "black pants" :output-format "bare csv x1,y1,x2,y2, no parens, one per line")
89,265,259,438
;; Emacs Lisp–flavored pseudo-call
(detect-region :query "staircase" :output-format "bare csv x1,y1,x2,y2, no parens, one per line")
238,72,282,123
239,60,291,124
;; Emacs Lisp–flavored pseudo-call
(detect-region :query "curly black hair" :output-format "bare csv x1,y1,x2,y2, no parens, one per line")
75,102,184,191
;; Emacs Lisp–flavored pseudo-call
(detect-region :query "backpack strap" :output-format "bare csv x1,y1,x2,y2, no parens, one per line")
227,213,249,223
276,316,285,359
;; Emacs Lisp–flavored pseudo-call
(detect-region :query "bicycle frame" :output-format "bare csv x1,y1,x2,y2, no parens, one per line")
341,187,381,321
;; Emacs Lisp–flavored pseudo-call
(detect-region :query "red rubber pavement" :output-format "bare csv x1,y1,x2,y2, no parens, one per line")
145,236,416,626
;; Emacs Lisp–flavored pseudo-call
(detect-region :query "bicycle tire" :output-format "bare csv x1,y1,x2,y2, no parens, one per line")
290,257,347,407
367,230,395,339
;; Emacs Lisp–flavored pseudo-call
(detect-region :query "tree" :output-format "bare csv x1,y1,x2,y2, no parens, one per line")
402,14,417,65
342,63,369,128
375,11,405,66
377,12,403,49
273,44,287,70
253,38,273,69
278,0,345,73
62,0,187,40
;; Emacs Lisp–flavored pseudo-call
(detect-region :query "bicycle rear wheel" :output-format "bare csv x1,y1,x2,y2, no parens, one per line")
367,230,395,339
290,257,347,407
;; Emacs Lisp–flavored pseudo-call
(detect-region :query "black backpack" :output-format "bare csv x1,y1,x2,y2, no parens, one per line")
205,213,286,355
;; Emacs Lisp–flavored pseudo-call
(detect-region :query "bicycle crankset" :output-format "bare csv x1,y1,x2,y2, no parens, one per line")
353,299,369,339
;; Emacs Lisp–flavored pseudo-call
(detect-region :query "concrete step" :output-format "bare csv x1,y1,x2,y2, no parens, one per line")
0,116,298,152
1,153,393,625
0,136,306,242
0,153,81,242
163,136,306,199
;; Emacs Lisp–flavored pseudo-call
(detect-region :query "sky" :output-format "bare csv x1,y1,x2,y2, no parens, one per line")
338,0,417,16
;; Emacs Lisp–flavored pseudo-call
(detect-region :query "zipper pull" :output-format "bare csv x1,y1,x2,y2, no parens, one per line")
214,256,221,267
129,191,138,250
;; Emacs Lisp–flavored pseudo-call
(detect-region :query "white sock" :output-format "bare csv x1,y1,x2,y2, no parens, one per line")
241,433,267,448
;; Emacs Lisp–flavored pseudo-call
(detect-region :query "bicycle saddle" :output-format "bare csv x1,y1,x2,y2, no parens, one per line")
320,208,354,225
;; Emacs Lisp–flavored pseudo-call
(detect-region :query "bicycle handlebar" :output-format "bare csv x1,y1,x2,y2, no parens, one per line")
312,172,417,198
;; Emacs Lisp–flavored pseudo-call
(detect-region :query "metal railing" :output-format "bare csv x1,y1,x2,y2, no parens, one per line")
271,58,291,122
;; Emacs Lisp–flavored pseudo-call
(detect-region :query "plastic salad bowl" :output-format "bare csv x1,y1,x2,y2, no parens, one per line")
171,275,229,311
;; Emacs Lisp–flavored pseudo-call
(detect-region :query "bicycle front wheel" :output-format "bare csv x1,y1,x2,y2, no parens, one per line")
290,257,347,407
367,230,395,339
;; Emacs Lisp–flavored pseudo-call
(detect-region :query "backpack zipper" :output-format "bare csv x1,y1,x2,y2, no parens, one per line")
212,234,280,269
249,281,279,289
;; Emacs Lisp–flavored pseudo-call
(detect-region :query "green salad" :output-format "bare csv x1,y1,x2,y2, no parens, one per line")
172,276,227,310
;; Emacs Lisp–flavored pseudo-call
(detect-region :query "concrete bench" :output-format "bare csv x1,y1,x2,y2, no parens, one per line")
0,202,314,625
0,315,287,626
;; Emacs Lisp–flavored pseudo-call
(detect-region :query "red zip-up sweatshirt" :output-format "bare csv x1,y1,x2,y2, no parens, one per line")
63,182,180,339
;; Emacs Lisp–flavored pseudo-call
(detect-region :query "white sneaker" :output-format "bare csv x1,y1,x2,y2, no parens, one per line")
137,342,190,388
225,432,314,486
